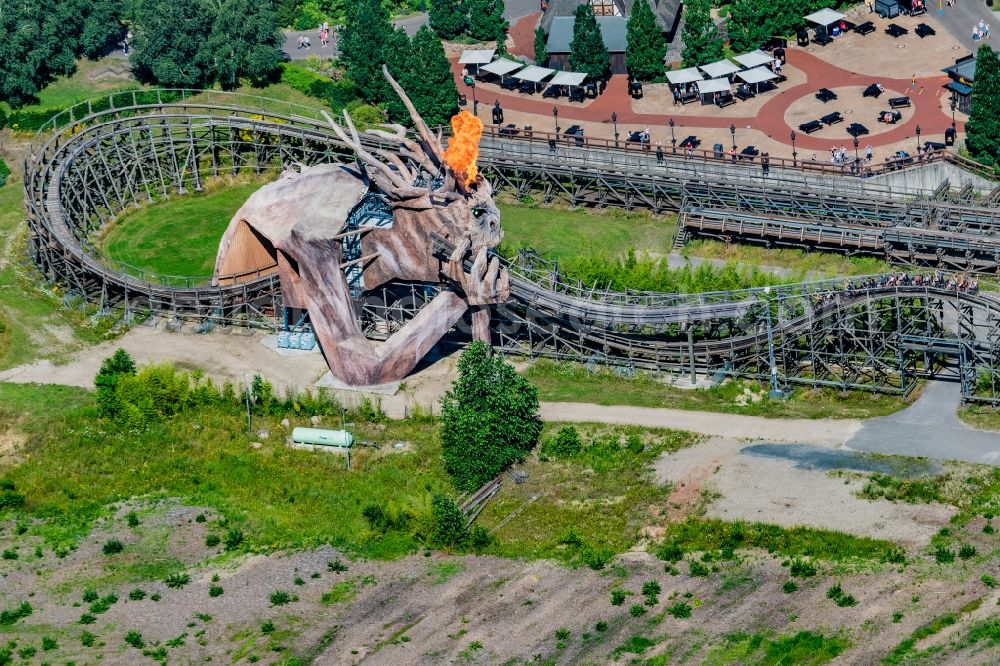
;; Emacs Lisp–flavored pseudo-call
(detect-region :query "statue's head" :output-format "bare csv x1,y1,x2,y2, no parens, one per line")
325,67,502,255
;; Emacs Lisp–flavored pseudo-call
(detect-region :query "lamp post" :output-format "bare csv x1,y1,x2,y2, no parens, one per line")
790,130,797,166
552,106,559,135
468,77,477,116
730,123,736,150
915,124,921,152
950,92,957,131
853,136,859,161
669,118,676,154
612,111,619,147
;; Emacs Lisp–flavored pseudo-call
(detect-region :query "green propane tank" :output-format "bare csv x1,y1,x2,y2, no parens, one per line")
291,427,354,468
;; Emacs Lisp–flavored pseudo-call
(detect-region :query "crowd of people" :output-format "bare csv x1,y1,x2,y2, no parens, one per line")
845,272,980,297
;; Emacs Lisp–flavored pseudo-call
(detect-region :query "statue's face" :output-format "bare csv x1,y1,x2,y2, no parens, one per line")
462,177,503,251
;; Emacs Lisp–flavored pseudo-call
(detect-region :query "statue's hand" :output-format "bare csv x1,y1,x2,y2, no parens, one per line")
446,242,509,305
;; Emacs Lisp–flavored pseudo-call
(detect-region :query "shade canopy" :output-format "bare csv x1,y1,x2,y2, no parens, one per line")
698,78,732,94
699,59,741,79
666,67,704,85
550,71,587,86
733,50,772,69
513,65,556,82
736,66,778,84
459,49,496,65
480,58,524,77
804,8,846,25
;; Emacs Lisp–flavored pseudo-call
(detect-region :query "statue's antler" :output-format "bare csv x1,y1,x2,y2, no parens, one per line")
381,65,446,168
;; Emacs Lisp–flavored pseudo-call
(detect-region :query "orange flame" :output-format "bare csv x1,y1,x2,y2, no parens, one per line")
444,111,483,186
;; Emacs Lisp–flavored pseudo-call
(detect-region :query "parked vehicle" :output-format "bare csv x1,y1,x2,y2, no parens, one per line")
876,0,900,18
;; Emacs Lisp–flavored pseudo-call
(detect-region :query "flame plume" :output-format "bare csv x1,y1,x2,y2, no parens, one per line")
444,111,483,186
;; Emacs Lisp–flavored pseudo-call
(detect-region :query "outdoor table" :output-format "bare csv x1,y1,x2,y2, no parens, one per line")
627,131,645,143
878,110,903,124
739,146,760,161
854,21,875,35
680,135,700,149
924,141,946,151
816,88,838,103
735,87,754,101
629,81,643,99
518,80,537,94
798,120,823,134
716,91,736,108
889,96,911,108
848,123,870,137
501,78,519,91
820,111,844,125
678,90,699,104
915,23,935,38
863,84,883,98
813,31,833,46
568,88,585,102
886,23,908,38
542,85,562,98
499,124,519,136
563,125,584,146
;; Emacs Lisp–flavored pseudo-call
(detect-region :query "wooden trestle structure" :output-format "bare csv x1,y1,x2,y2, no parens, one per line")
21,89,1000,402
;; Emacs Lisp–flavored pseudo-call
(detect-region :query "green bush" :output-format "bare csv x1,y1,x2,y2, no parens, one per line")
124,629,144,649
128,588,146,601
958,544,977,559
270,590,291,606
209,584,224,597
205,534,221,548
102,539,124,555
280,63,359,112
789,558,817,578
0,159,9,188
611,589,626,605
782,580,798,593
629,604,646,617
327,558,348,573
469,525,492,552
41,636,57,650
540,425,582,460
165,572,191,589
667,602,692,619
0,601,32,626
934,546,956,564
224,528,245,550
430,494,468,549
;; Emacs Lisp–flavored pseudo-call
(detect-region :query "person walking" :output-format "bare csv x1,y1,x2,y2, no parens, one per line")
986,23,992,39
729,146,737,163
865,143,873,161
761,152,770,176
911,74,917,90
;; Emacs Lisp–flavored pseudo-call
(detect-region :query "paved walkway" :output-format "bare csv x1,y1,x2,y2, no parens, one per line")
932,0,999,50
846,380,1000,464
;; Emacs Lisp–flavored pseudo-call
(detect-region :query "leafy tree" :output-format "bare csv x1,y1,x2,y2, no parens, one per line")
78,0,127,59
626,0,665,81
966,45,1000,167
131,0,215,87
540,425,582,459
405,26,459,126
200,0,284,89
383,28,415,122
568,4,610,80
681,0,720,67
340,0,394,104
94,349,137,419
681,0,723,67
430,0,466,39
430,494,468,548
466,0,507,44
534,24,547,64
725,0,770,55
275,0,304,27
439,341,542,491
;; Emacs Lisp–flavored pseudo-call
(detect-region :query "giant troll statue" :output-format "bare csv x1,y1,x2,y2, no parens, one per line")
213,67,509,386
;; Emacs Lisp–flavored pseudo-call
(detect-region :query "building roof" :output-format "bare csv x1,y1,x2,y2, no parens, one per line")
546,16,628,53
943,57,977,83
541,0,681,36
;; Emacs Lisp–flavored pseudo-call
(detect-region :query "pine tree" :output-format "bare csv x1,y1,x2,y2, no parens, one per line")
569,4,610,80
626,0,665,81
680,0,723,68
726,0,770,55
406,26,458,126
200,0,284,90
534,24,547,64
966,45,1000,167
131,0,215,88
466,0,507,42
383,28,415,122
430,0,466,39
341,0,394,104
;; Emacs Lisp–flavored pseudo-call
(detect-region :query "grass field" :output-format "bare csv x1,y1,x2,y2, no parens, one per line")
683,240,892,279
99,180,270,277
524,360,916,420
2,57,139,118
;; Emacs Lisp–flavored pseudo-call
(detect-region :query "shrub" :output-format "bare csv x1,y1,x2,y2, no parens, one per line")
270,590,292,606
103,539,124,555
581,545,614,570
440,342,542,491
893,611,904,623
0,158,9,188
1,549,17,560
826,584,843,600
540,426,582,459
224,528,245,550
641,580,662,597
205,534,221,548
261,620,275,634
0,601,32,626
124,629,144,649
595,620,609,632
18,646,36,659
209,585,224,598
79,613,96,624
611,589,626,605
629,604,646,617
983,574,998,588
789,558,817,578
934,546,956,564
128,588,146,601
555,627,570,640
41,636,57,650
959,544,977,559
657,541,684,563
126,511,140,528
165,572,191,589
430,494,468,548
81,631,96,646
783,580,798,593
89,594,118,614
688,560,709,577
195,513,206,523
469,525,492,552
294,576,305,586
667,602,693,619
328,558,348,573
837,594,858,607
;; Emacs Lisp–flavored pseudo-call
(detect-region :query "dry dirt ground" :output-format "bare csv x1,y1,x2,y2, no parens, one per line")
2,499,997,665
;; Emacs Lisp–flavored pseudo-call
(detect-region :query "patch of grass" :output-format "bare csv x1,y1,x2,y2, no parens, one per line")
707,630,848,665
164,572,191,589
524,361,914,419
858,473,945,504
270,590,292,606
683,239,891,279
426,560,464,585
883,612,958,665
497,203,677,263
477,423,696,564
667,602,693,619
98,180,270,278
660,518,904,564
612,634,658,656
320,579,358,605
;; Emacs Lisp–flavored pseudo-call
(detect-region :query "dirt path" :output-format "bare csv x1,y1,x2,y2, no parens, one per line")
540,402,862,446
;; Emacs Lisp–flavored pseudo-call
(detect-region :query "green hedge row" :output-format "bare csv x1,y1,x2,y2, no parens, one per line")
0,159,10,187
2,88,186,132
279,63,358,112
